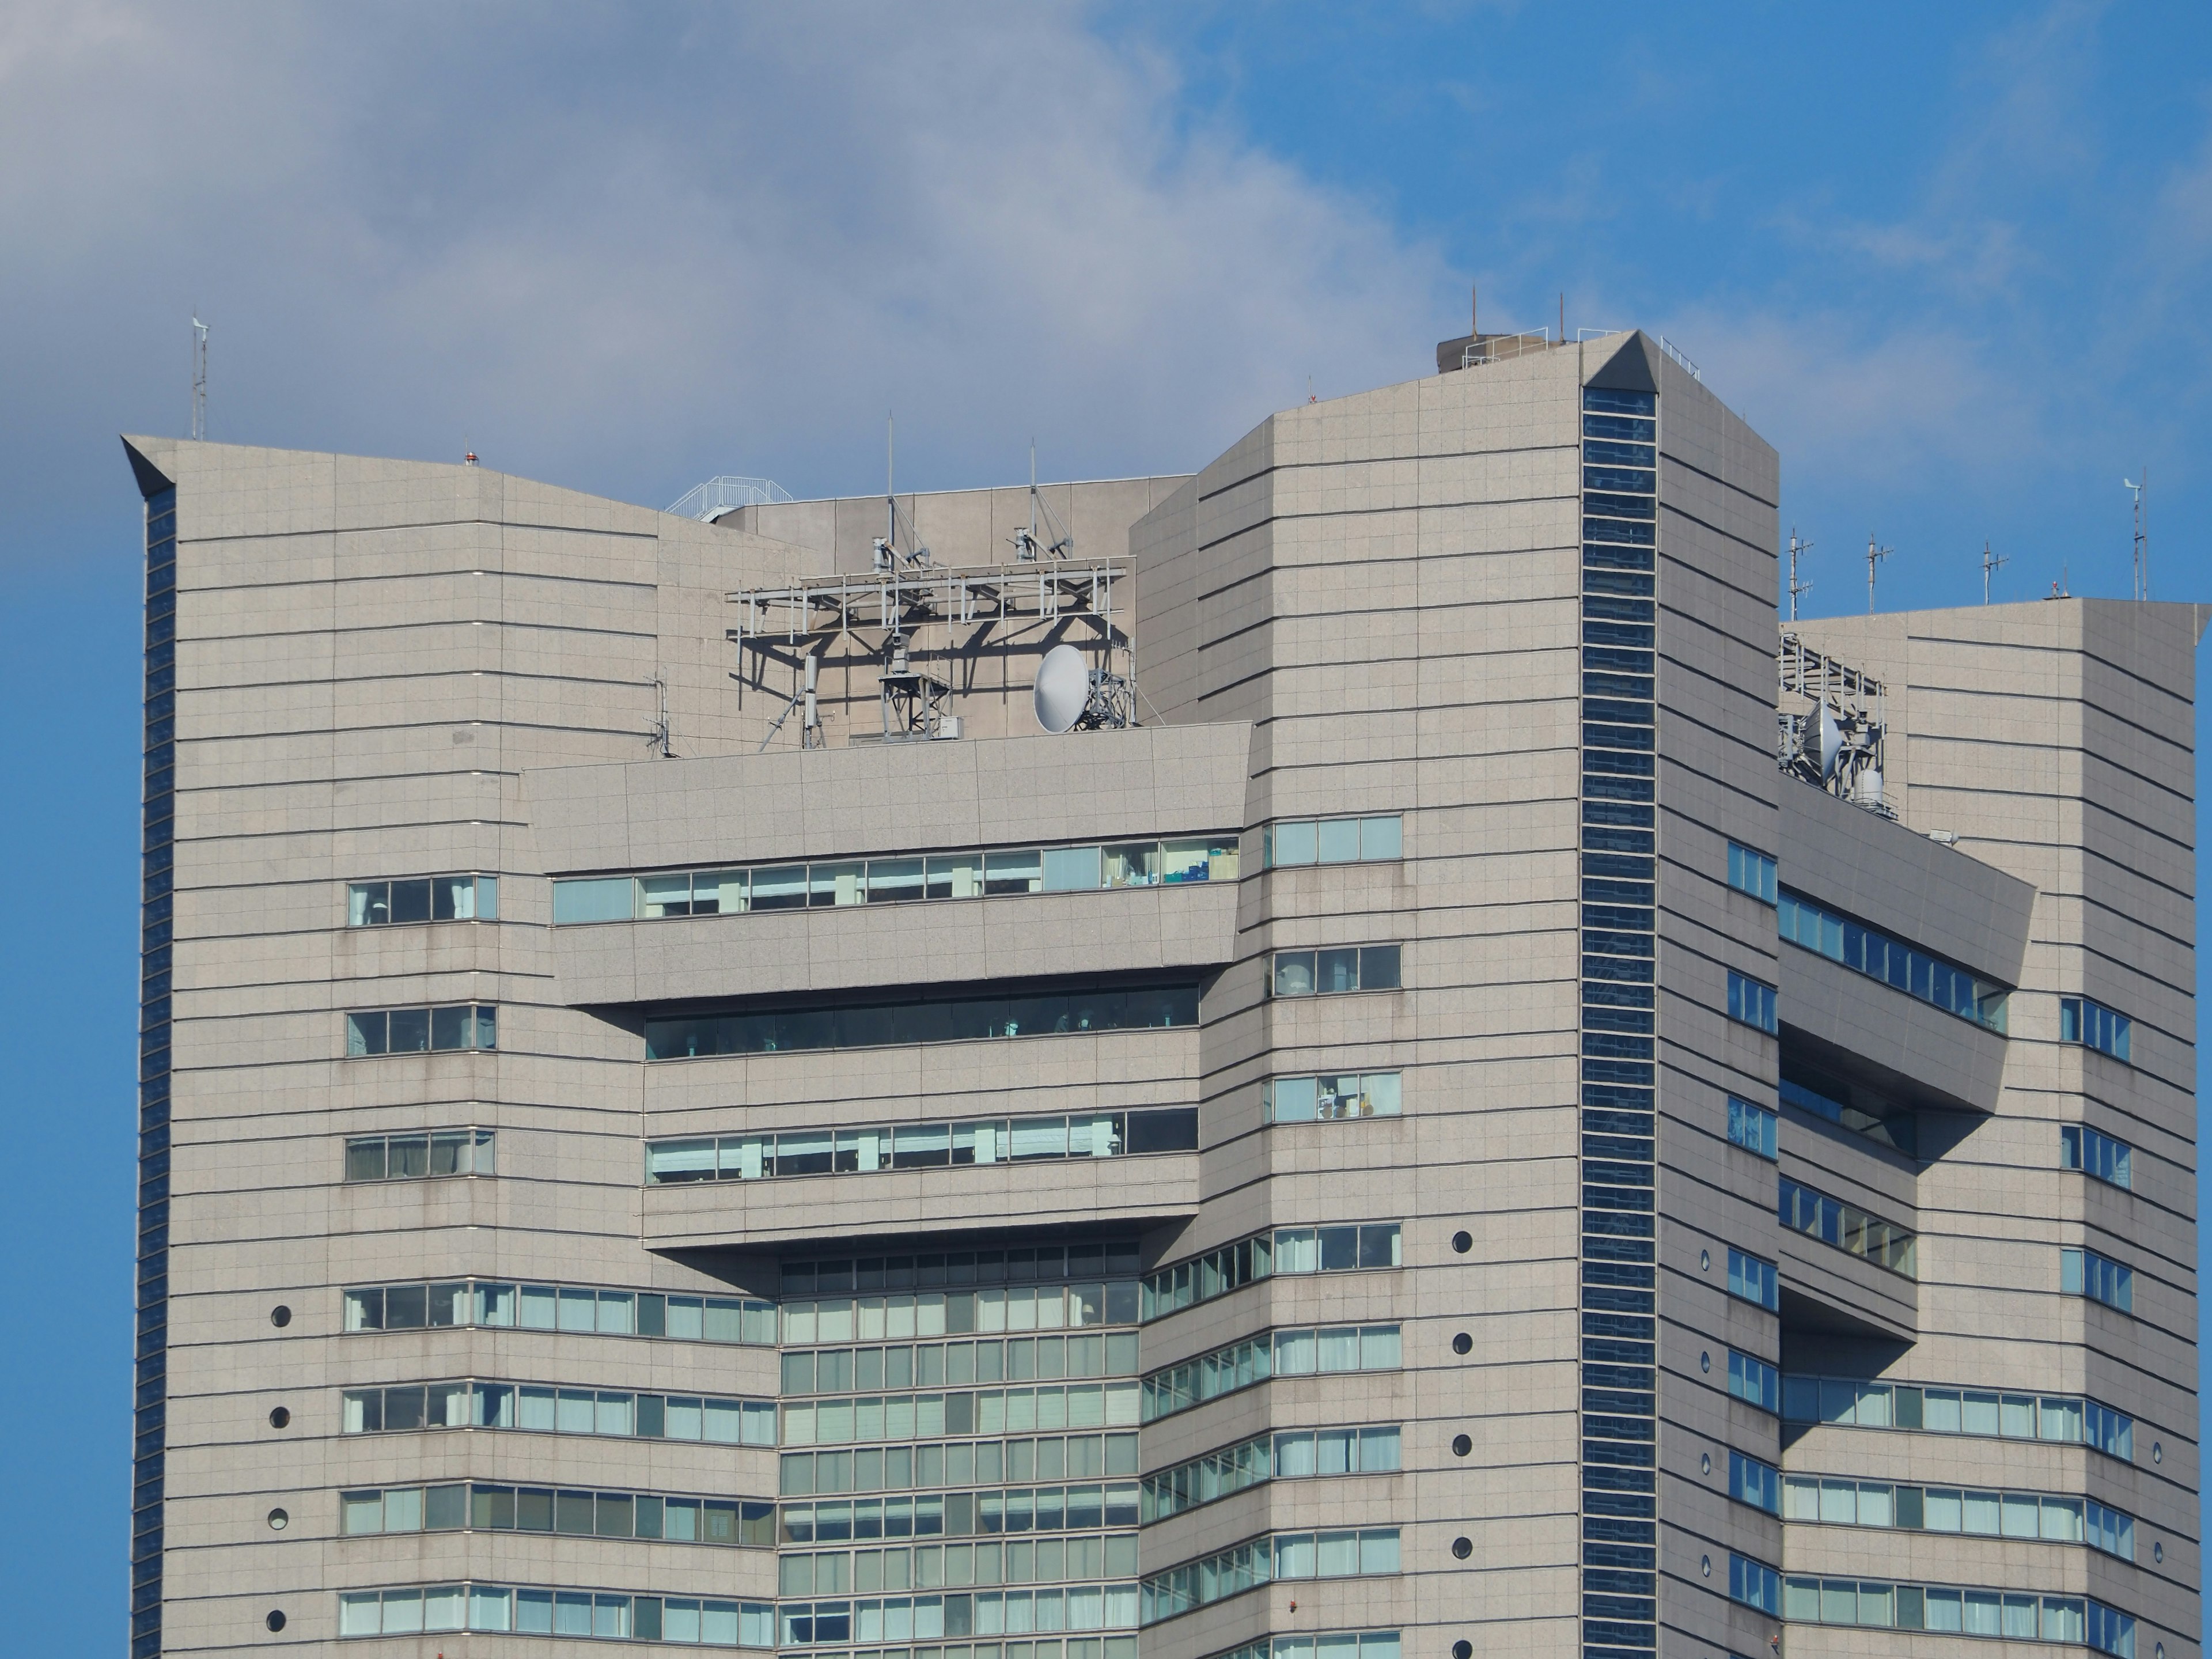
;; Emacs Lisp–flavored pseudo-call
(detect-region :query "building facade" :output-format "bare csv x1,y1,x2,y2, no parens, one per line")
124,328,2199,1659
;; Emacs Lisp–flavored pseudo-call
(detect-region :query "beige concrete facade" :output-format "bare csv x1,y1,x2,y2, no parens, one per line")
122,330,2198,1659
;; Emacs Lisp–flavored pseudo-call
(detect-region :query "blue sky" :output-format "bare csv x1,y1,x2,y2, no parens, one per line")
2,1,2208,1641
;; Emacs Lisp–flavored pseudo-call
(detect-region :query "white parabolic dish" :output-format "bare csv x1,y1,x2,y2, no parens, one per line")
1034,645,1089,734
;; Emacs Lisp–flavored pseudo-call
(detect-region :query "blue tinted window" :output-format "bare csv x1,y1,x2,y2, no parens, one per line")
1726,971,1777,1033
1584,387,1657,417
1728,1450,1779,1514
2060,995,2131,1063
2061,1124,2132,1188
1727,1350,1779,1412
1726,1249,1778,1311
2061,1247,2133,1313
1726,843,1777,904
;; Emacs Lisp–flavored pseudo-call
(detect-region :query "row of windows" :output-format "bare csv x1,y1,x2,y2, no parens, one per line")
643,980,1198,1062
337,1585,772,1645
1778,1176,1918,1278
1139,1225,1401,1320
786,1335,1141,1396
781,1587,1138,1646
340,1483,774,1546
345,1003,495,1056
2062,1247,2134,1313
645,1112,1197,1185
1725,1097,1776,1158
1211,1632,1402,1659
1775,1578,2134,1655
347,873,498,926
2061,996,2133,1062
779,1435,1142,1497
1727,1350,1780,1413
1138,1427,1401,1523
1140,1324,1400,1422
1260,816,1402,868
1781,1073,1917,1156
784,1542,1136,1597
781,1486,1140,1543
343,1128,495,1180
1725,842,1777,904
1269,946,1400,998
340,1380,777,1445
1138,1531,1401,1625
782,1284,1132,1347
786,1245,1141,1297
1260,1073,1400,1123
780,1381,1141,1445
1726,1248,1779,1311
2063,1124,2134,1188
1783,1374,2134,1459
344,1280,777,1343
1781,1476,2135,1558
694,1642,1127,1659
1778,888,2010,1032
1726,969,1777,1033
553,839,1243,925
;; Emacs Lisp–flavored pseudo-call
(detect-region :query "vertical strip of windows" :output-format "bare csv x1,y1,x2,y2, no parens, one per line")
1578,381,1658,1659
134,482,177,1659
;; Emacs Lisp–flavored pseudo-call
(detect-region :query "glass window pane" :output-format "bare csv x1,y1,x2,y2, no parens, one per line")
752,865,806,910
868,859,925,903
551,877,634,924
809,862,866,907
1316,948,1360,993
983,850,1043,895
1041,846,1104,892
926,853,984,900
640,874,694,918
1316,819,1361,863
388,1007,430,1052
1273,953,1316,997
1359,816,1403,859
389,880,432,925
1271,820,1317,866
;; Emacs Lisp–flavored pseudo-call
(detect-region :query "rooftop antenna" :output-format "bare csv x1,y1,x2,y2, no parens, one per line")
1865,533,1891,613
1980,540,2008,604
2124,472,2146,600
874,413,895,573
191,314,207,438
1010,440,1072,562
1786,528,1813,621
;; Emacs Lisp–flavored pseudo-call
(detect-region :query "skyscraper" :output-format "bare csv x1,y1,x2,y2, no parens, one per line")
124,327,2199,1659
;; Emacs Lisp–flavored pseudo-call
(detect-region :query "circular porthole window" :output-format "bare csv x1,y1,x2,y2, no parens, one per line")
267,1407,291,1430
2154,1541,2164,1563
265,1611,286,1633
1450,1536,1473,1560
269,1305,291,1328
1451,1230,1472,1254
1700,1453,1711,1475
1452,1434,1472,1457
266,1508,288,1531
1699,1248,1711,1272
1699,1351,1711,1373
1453,1644,1473,1659
2153,1442,2164,1464
1452,1332,1473,1355
1701,1555,1712,1578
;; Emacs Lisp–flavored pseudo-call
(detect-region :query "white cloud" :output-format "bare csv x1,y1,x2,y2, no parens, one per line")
0,2,1460,555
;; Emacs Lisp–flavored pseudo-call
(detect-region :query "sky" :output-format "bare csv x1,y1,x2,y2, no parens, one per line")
2,0,2209,1642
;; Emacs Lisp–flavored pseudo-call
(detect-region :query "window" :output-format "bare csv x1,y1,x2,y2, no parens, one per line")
344,1279,775,1345
338,1584,774,1646
644,978,1198,1060
2061,1247,2133,1313
782,1331,1142,1399
342,1484,775,1547
1777,1577,2132,1654
1215,1633,1402,1659
778,1431,1143,1499
552,839,1240,925
1781,1375,2134,1460
1726,843,1777,904
1728,1554,1780,1615
1728,1450,1780,1514
1781,1476,2134,1560
1779,1073,1916,1156
2061,1124,2133,1188
1140,1225,1402,1321
341,1380,776,1446
1726,1248,1778,1311
347,874,497,926
646,1109,1196,1185
1726,971,1777,1034
1726,1097,1776,1158
1778,1177,1917,1277
346,1003,495,1056
2061,997,2133,1063
1262,1073,1401,1123
775,1483,1139,1544
1270,945,1401,997
1142,1324,1399,1422
343,1129,494,1181
1262,816,1402,868
1727,1350,1779,1413
1139,1426,1399,1522
779,1587,1140,1645
1778,888,2009,1032
1139,1530,1400,1623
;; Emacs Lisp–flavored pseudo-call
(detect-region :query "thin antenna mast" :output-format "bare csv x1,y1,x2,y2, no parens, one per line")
1865,534,1892,613
191,316,207,442
1786,528,1813,621
1980,540,2008,605
2124,473,2146,600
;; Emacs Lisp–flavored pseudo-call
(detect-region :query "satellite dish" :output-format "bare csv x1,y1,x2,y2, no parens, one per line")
1035,645,1089,734
1817,705,1843,778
